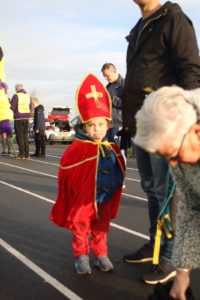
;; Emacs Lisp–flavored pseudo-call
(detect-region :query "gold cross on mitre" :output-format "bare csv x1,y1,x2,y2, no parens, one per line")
85,85,103,108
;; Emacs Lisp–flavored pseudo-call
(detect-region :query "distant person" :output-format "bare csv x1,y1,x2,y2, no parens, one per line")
0,81,13,155
0,46,6,82
31,98,46,157
101,63,128,157
134,86,200,300
50,74,125,275
122,0,200,284
101,63,124,130
11,83,31,159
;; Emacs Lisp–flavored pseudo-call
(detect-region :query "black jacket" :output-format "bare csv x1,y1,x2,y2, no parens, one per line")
33,105,45,131
106,74,125,127
122,1,200,132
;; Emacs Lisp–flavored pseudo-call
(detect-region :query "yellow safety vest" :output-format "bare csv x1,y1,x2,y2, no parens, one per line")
17,92,31,113
0,57,6,81
0,90,13,121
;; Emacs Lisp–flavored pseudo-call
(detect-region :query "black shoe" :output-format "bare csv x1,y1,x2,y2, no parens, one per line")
143,259,176,285
123,243,153,263
1,151,7,156
30,154,40,157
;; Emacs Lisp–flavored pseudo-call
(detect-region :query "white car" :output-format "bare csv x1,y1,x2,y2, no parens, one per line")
48,130,75,145
46,120,75,145
45,120,56,140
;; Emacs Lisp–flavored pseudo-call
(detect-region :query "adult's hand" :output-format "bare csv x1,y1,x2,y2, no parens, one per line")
170,270,190,300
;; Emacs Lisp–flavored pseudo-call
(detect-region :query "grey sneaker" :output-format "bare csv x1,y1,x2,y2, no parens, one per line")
94,256,113,272
75,255,91,275
143,258,176,285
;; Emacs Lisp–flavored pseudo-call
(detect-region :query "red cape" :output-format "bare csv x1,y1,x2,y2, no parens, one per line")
50,139,126,229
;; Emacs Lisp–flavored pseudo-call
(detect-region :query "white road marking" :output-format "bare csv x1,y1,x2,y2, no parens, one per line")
0,159,147,299
0,148,138,169
122,193,147,201
126,167,138,171
125,177,140,182
110,223,149,240
29,159,59,166
0,180,148,237
0,238,83,300
0,180,54,204
0,162,57,178
0,162,146,200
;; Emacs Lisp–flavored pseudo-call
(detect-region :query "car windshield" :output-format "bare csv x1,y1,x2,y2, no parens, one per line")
50,108,71,116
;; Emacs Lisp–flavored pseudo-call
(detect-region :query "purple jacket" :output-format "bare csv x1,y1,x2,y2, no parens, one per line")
11,89,31,119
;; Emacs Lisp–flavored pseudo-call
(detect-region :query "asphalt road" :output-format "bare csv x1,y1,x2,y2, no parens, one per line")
0,144,199,300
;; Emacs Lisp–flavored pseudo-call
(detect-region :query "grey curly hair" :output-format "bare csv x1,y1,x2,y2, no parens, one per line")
134,86,199,152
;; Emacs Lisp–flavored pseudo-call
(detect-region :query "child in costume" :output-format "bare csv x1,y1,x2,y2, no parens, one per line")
50,74,126,275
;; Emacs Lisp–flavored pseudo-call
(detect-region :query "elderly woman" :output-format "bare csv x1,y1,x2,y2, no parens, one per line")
134,86,200,300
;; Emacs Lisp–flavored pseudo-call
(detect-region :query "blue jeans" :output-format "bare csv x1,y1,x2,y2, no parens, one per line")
134,144,174,261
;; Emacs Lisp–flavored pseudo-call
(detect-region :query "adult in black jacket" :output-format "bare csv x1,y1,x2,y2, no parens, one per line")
31,98,46,157
122,0,200,285
101,63,126,151
101,63,125,129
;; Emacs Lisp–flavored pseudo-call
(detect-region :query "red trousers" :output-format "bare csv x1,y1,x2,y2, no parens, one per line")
71,202,111,257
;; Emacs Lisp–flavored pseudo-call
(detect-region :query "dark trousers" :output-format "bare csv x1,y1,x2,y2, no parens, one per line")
134,144,174,261
35,131,46,155
14,119,29,157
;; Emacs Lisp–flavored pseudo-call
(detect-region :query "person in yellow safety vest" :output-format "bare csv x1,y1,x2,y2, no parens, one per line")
11,83,31,159
0,81,13,155
0,46,6,82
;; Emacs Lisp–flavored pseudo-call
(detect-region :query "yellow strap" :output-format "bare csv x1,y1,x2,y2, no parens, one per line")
143,87,153,93
94,140,112,157
153,214,173,264
0,57,6,81
153,221,162,265
75,138,112,157
162,214,173,239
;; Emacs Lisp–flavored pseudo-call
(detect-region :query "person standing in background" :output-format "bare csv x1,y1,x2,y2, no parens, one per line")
101,63,124,130
0,47,6,82
101,63,128,156
122,0,200,285
31,98,46,157
11,83,31,159
0,47,13,156
0,81,13,155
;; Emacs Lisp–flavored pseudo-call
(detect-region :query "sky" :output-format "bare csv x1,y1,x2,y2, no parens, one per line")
1,0,200,119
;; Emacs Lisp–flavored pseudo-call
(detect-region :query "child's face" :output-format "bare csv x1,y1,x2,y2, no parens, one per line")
84,117,109,142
